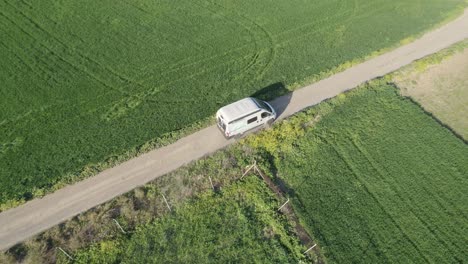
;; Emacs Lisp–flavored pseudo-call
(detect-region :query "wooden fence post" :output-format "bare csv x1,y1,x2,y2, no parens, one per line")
57,247,74,260
209,176,215,191
303,244,317,254
112,218,127,234
277,198,290,211
241,161,256,179
162,194,172,211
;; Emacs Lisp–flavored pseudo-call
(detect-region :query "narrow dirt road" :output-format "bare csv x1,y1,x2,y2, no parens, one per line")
1,9,468,251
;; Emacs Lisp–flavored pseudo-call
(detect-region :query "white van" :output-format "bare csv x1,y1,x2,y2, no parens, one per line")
216,97,276,138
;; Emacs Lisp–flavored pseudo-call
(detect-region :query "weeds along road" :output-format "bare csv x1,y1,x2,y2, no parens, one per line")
1,9,468,251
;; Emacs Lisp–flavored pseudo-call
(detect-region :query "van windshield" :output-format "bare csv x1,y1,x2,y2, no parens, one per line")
254,99,272,112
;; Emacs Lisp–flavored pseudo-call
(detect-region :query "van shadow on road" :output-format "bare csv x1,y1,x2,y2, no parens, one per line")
250,82,292,117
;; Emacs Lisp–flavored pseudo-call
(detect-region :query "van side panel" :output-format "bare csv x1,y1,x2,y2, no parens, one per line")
227,112,263,136
219,99,276,138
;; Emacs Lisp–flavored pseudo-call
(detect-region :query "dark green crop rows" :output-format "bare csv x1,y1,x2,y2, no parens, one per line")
73,176,305,263
275,85,468,263
0,0,465,204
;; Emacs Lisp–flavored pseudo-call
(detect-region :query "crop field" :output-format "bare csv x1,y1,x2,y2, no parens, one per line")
266,85,468,262
72,176,305,263
0,0,465,205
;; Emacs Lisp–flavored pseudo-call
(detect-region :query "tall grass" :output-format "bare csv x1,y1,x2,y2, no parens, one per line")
72,177,305,263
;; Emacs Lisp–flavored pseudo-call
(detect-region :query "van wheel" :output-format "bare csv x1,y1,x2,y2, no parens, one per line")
265,119,274,128
234,133,244,140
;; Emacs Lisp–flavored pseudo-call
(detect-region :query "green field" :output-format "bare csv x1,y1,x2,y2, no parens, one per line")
0,0,465,204
72,177,304,263
264,85,468,262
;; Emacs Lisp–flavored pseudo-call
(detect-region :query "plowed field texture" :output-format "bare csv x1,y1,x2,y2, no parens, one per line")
272,85,468,262
0,0,465,204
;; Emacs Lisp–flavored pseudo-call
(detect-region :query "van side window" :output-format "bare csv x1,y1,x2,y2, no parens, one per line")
261,112,270,118
247,116,258,124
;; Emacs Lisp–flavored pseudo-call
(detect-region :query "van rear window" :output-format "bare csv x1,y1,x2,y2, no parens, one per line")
247,116,257,124
217,117,226,130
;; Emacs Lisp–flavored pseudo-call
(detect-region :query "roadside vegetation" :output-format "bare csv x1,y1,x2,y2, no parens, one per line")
1,0,466,208
1,147,318,263
244,81,468,263
0,146,255,263
74,177,306,263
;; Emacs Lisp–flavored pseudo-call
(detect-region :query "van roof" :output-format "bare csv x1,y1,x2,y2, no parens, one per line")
217,97,261,123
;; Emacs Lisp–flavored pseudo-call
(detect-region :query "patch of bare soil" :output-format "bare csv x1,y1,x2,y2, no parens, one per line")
394,47,468,140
